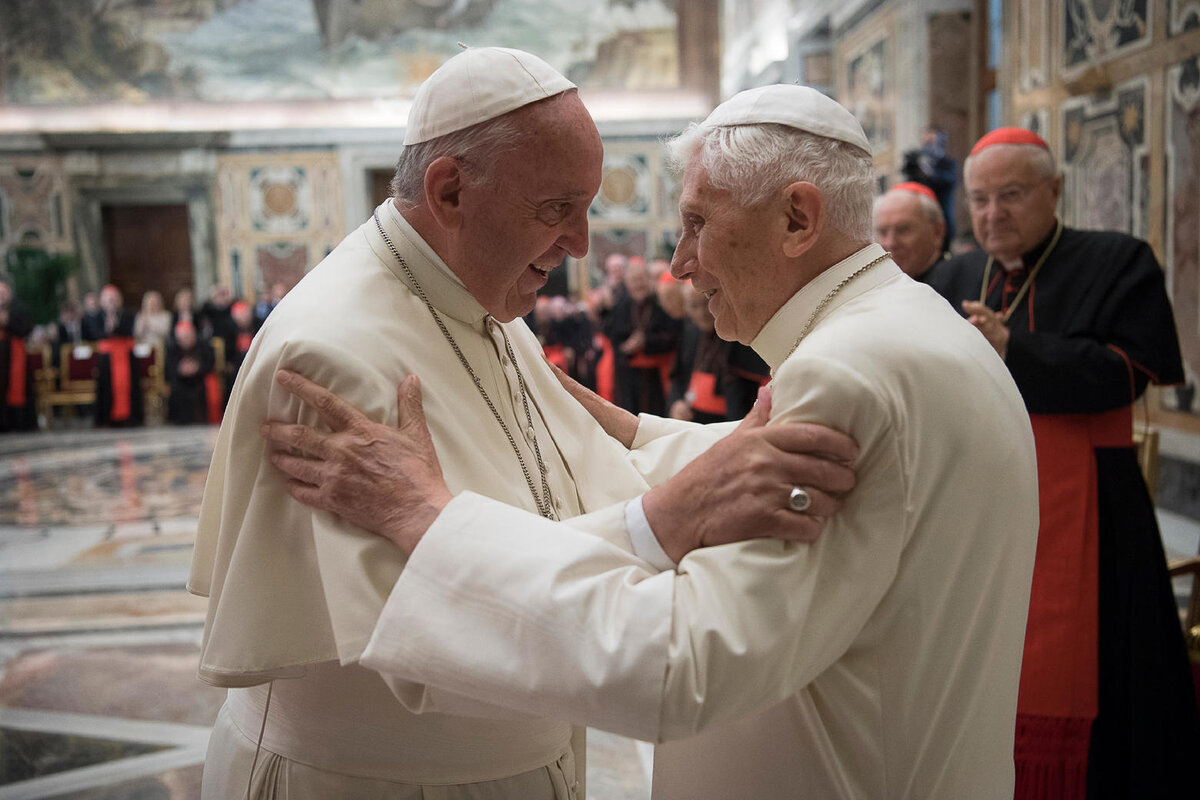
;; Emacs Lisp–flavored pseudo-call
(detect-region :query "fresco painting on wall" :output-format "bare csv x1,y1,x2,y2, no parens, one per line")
846,37,891,155
1161,54,1200,415
0,0,681,107
1061,78,1148,239
1063,0,1150,71
1170,0,1200,35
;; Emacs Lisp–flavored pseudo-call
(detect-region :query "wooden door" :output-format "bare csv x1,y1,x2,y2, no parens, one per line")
102,204,194,307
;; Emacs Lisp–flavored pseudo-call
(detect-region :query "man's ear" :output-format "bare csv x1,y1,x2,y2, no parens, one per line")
782,181,824,258
423,157,465,231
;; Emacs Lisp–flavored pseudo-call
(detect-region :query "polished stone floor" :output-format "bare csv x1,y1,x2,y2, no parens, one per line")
2,426,1197,799
0,426,653,800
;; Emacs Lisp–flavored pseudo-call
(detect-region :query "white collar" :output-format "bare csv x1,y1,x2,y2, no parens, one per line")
368,199,488,326
751,243,895,370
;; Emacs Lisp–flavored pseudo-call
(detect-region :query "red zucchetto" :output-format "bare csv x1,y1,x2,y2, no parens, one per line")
889,181,939,202
970,127,1050,155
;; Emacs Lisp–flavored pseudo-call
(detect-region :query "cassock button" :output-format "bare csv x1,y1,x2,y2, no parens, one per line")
500,354,510,366
525,424,536,441
486,319,495,333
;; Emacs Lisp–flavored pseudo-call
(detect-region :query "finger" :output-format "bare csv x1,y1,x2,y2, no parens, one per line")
261,421,332,459
276,369,362,431
735,385,773,431
284,479,329,513
775,484,844,518
270,451,328,486
761,422,859,466
396,375,431,436
772,513,828,544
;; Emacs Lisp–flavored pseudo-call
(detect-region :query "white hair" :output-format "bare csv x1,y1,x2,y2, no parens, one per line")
666,122,875,241
873,188,944,226
390,90,576,207
963,142,1057,186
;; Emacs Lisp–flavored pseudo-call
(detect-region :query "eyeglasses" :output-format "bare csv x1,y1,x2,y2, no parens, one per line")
967,180,1048,211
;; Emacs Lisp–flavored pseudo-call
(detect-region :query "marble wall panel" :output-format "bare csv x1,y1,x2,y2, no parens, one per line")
1161,54,1200,414
0,157,71,256
215,152,343,300
1018,0,1052,91
590,151,653,222
1061,77,1149,238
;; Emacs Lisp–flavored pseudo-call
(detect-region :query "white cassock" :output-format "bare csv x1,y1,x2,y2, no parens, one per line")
188,199,689,799
359,244,1041,799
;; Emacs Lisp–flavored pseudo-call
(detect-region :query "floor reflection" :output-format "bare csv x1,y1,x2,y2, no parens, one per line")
0,425,650,799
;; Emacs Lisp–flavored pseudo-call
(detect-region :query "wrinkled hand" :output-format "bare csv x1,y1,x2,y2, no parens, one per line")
547,360,639,447
261,369,452,556
962,301,1010,358
668,399,694,421
643,388,858,563
618,329,646,356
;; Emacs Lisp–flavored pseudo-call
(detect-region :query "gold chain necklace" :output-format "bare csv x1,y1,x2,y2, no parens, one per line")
373,212,556,520
774,251,891,373
978,218,1063,324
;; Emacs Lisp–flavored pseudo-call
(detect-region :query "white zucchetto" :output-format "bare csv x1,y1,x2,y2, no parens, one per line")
404,46,577,145
701,84,872,155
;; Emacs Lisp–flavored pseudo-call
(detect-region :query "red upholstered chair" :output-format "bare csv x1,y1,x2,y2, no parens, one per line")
41,343,98,424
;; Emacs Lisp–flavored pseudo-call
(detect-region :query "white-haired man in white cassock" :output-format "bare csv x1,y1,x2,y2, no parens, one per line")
264,84,1040,798
190,48,860,799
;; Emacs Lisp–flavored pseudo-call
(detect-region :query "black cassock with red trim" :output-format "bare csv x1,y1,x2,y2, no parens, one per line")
934,224,1198,799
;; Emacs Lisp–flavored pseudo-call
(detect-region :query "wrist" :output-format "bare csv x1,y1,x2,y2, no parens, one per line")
642,485,691,564
389,492,452,557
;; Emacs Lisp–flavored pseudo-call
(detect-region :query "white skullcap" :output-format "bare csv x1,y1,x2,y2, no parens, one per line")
701,84,872,155
404,46,576,145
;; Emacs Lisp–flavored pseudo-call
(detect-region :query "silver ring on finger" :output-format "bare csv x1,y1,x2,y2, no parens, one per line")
788,486,812,513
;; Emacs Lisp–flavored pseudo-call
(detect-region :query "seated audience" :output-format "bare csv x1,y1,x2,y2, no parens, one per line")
165,321,216,425
134,290,172,348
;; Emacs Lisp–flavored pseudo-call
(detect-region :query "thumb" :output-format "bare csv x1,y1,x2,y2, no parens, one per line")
735,385,773,431
395,375,428,431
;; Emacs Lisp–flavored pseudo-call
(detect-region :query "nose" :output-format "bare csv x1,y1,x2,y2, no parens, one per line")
559,208,590,259
877,229,895,251
671,237,696,281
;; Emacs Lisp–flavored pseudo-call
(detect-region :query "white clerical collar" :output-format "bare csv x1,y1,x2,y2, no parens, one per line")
369,199,488,325
751,243,895,370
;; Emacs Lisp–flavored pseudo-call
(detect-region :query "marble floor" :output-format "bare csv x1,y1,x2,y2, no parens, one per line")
0,426,652,800
2,427,1198,800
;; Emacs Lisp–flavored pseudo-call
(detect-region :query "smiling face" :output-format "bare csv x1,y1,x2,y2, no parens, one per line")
450,94,603,322
966,144,1061,265
670,159,788,344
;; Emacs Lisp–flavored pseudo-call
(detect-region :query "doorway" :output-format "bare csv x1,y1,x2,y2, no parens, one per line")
101,204,194,307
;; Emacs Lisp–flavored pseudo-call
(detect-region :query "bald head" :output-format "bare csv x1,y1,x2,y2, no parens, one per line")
873,190,945,278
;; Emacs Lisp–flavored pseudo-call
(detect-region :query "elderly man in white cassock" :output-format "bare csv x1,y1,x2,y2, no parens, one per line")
264,85,1041,798
190,48,860,799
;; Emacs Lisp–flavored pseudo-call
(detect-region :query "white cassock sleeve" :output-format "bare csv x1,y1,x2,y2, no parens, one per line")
362,356,905,742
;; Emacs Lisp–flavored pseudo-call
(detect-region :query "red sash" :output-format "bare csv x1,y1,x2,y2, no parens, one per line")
97,337,135,422
543,344,569,372
688,371,726,416
237,332,253,354
1014,406,1132,800
629,352,674,394
205,372,223,425
596,334,615,402
6,336,26,407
